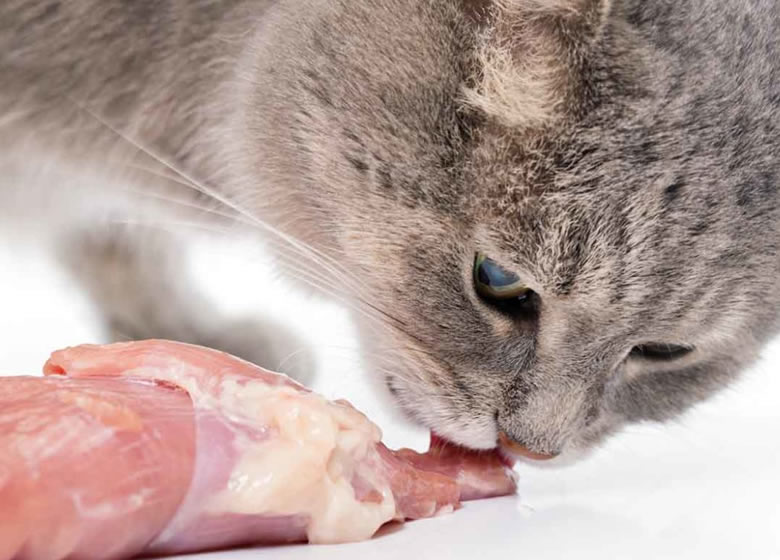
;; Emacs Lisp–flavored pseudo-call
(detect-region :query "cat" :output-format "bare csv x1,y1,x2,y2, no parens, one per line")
1,0,778,462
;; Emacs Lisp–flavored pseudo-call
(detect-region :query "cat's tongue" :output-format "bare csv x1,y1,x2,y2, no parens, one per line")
393,433,517,502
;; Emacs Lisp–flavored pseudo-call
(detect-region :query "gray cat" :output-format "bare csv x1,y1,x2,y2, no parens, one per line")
1,0,778,462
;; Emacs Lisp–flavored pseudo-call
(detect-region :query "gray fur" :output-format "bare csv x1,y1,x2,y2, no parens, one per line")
1,0,778,459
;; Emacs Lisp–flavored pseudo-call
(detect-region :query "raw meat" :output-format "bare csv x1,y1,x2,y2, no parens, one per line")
0,340,516,559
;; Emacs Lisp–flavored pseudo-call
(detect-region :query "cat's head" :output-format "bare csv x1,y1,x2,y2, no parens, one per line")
246,0,780,461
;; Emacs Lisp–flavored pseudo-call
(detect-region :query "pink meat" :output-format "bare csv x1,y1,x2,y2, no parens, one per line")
394,434,518,501
0,340,516,559
0,377,196,560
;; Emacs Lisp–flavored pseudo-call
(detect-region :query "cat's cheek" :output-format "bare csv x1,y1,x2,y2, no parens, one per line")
380,371,498,450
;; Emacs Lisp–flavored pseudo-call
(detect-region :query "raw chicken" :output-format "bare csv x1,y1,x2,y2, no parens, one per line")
0,340,516,559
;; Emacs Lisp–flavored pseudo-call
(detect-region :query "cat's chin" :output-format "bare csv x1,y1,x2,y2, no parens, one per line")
491,433,604,469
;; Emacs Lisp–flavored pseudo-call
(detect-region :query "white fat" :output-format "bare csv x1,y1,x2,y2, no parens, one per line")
129,365,398,544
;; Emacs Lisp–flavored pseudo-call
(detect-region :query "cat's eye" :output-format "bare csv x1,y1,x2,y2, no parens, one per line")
473,253,534,314
630,343,694,362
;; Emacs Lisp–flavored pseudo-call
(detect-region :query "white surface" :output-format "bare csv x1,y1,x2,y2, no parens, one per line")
1,239,778,560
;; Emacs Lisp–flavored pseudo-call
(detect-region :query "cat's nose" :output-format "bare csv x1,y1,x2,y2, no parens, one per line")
498,432,558,461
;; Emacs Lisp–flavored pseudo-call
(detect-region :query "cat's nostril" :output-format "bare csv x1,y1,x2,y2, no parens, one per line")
498,432,558,461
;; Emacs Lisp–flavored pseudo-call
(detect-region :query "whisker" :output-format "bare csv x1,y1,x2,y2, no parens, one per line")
107,218,234,236
275,348,309,372
105,159,201,188
70,99,370,298
119,184,251,227
67,100,432,358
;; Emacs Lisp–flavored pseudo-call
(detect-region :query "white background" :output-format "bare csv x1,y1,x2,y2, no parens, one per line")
1,236,778,560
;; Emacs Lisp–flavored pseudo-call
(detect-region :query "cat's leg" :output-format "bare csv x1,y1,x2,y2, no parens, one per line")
55,224,316,384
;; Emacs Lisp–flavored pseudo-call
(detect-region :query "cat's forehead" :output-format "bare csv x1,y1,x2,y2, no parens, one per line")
466,133,641,293
480,195,604,293
469,170,666,304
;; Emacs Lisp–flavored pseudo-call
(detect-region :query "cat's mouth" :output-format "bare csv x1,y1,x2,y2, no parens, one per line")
430,431,559,469
430,432,516,469
391,377,568,463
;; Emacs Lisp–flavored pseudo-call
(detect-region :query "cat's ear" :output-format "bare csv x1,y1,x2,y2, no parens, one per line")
463,0,613,129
